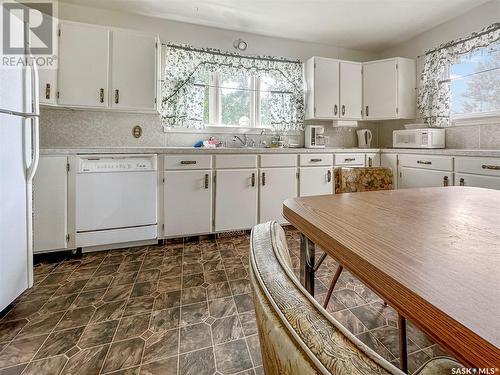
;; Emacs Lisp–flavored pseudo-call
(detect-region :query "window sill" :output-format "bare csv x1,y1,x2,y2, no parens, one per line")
451,113,500,127
164,126,301,135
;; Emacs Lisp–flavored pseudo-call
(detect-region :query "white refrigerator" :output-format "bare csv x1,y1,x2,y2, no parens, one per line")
0,57,40,311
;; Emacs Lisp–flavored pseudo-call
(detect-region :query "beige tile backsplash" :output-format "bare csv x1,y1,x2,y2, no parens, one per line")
40,108,499,150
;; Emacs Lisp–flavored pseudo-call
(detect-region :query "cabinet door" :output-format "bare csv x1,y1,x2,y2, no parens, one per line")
299,167,333,197
365,153,381,167
38,68,57,105
58,22,109,107
164,170,212,237
363,59,397,119
215,169,258,231
381,153,398,189
399,167,452,189
314,57,340,119
111,30,157,110
33,156,68,253
259,168,297,224
340,62,362,119
455,173,500,190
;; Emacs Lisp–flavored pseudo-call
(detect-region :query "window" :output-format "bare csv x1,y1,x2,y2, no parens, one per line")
161,44,304,130
197,70,284,128
448,42,500,120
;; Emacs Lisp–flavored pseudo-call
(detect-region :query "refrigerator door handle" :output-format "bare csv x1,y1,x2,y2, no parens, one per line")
30,54,40,116
26,115,40,182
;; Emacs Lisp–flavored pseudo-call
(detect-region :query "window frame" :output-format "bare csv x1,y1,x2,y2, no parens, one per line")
448,46,500,126
205,72,271,129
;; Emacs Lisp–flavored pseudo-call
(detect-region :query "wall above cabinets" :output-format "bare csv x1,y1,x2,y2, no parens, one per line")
38,20,160,114
305,56,416,122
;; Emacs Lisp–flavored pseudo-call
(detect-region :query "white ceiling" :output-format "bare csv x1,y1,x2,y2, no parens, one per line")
59,0,489,51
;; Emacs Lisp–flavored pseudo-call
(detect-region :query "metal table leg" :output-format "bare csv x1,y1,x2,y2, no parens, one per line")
299,234,315,296
398,314,408,373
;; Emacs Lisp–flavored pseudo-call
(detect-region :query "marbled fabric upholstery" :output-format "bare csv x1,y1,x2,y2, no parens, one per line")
250,221,464,375
335,167,394,194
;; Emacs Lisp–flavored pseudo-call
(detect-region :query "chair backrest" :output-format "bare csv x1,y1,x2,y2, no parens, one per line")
335,167,394,194
249,221,404,375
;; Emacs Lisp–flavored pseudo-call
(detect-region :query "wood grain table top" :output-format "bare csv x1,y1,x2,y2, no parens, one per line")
283,187,500,368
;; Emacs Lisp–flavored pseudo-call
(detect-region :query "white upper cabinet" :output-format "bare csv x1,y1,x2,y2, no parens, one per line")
306,57,362,120
58,22,110,107
362,57,416,120
38,68,57,105
54,21,158,112
339,61,362,119
306,57,339,119
111,30,157,111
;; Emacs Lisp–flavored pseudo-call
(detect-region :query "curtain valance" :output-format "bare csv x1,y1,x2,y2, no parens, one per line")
160,44,305,130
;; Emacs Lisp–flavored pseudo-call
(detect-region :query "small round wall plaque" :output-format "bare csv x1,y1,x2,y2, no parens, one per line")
132,125,142,138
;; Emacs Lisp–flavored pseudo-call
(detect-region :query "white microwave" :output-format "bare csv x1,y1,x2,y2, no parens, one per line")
393,129,445,149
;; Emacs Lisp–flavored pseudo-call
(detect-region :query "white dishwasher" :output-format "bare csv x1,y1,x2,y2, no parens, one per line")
75,154,158,249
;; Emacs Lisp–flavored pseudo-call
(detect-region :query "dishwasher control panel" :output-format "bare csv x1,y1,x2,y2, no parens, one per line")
77,155,157,173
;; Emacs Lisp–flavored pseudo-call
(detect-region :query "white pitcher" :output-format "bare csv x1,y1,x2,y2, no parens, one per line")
357,129,372,148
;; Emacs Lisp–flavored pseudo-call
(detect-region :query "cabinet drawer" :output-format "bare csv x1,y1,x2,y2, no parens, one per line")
398,154,453,171
260,154,297,168
455,157,500,177
299,154,333,166
216,155,258,169
334,153,365,166
455,173,500,190
164,155,212,170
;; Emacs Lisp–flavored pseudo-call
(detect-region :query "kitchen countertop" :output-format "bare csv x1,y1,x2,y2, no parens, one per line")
40,146,381,155
40,146,500,157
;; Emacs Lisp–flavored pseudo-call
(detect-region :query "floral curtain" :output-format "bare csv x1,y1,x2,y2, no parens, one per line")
161,44,304,130
418,23,500,127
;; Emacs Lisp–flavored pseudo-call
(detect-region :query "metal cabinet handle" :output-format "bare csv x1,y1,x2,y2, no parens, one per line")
251,173,256,187
417,160,432,165
99,88,104,103
310,158,322,162
341,105,345,116
459,177,465,186
262,172,266,186
345,158,356,162
327,170,332,182
180,160,197,165
45,83,51,99
368,157,373,167
204,173,209,189
365,106,369,117
334,104,338,116
115,89,119,104
443,176,449,187
482,164,500,170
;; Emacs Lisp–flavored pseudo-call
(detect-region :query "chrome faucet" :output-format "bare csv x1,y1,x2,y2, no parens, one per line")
232,134,248,147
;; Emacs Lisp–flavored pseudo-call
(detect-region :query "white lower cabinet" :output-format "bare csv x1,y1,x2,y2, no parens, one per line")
33,156,68,253
381,153,398,188
164,170,213,237
455,173,500,190
259,168,298,224
365,153,381,167
399,167,452,188
215,169,258,231
299,167,333,197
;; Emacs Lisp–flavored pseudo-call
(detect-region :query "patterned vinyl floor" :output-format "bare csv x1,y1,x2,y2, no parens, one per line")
0,228,451,375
